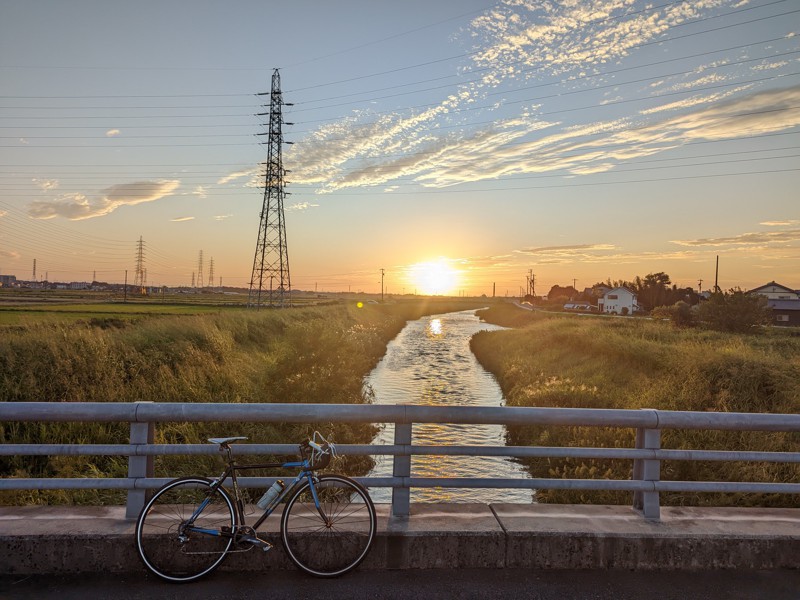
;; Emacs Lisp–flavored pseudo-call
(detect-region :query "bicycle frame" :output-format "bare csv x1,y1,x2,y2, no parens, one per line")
184,445,324,538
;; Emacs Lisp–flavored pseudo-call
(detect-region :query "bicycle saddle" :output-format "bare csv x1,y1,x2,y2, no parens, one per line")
208,436,248,445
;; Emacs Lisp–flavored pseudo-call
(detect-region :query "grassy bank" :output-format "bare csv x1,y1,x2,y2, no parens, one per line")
472,304,800,507
0,297,488,505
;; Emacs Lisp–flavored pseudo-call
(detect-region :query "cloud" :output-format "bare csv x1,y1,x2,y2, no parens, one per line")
671,229,800,247
27,179,180,220
171,216,195,222
32,178,59,191
517,244,616,255
192,185,208,198
213,214,233,221
105,129,121,137
468,0,729,81
761,220,800,226
287,202,319,211
0,249,21,259
218,168,257,185
285,1,799,193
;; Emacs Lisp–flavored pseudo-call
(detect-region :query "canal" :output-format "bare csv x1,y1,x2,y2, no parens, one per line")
365,308,533,503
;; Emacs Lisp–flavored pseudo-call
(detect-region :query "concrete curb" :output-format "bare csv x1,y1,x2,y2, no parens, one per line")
1,504,798,574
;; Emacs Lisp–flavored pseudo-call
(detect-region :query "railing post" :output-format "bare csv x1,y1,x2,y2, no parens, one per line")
633,427,661,520
125,405,155,520
391,421,412,517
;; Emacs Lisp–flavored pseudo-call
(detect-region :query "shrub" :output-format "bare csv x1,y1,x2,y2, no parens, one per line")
697,289,772,333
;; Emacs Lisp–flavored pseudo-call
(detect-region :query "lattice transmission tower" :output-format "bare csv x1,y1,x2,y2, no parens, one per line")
196,250,204,289
133,236,146,295
249,68,293,308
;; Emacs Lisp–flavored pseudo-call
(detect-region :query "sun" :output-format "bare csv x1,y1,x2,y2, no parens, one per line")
408,258,461,296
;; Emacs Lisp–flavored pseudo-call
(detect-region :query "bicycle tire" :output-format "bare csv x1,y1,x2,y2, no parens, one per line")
280,474,376,577
136,477,235,583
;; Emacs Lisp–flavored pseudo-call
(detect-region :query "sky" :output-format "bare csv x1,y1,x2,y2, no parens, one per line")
0,0,798,296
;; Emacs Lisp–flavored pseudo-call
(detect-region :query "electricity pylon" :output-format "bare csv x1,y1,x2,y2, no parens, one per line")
134,236,146,295
249,68,292,308
196,250,204,289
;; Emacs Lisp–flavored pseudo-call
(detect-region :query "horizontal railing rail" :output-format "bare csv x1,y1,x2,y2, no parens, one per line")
1,402,798,520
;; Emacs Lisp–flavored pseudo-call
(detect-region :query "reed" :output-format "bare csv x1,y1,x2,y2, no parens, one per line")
0,298,488,505
472,306,800,507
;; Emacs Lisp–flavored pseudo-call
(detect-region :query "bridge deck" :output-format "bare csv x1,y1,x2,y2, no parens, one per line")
1,504,798,573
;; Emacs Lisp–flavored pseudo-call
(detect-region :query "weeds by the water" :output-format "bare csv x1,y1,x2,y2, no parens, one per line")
473,305,800,507
0,298,488,505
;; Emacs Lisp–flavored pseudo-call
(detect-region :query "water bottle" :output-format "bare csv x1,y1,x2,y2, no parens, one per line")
256,480,284,510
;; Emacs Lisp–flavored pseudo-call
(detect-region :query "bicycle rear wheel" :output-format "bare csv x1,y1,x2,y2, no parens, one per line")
136,477,235,583
281,474,376,577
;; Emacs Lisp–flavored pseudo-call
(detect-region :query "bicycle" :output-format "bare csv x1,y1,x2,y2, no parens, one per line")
135,432,377,582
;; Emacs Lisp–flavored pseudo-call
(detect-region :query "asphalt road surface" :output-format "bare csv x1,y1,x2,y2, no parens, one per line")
1,569,798,600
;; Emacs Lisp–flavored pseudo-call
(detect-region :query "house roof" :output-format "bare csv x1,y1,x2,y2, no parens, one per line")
748,281,797,294
603,286,637,297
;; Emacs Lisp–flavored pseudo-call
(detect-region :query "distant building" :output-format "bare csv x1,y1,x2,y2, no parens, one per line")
748,281,799,301
748,281,800,327
598,287,639,315
769,300,800,327
0,274,17,287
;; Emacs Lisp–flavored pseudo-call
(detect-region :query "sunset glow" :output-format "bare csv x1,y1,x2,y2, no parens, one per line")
0,1,797,293
408,259,461,296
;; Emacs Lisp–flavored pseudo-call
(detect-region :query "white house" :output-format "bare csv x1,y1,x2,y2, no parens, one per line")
747,281,799,301
598,287,639,315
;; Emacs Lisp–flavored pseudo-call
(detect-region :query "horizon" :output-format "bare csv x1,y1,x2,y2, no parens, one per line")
1,1,798,296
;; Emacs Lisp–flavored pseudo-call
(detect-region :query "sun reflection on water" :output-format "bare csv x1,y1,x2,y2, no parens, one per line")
427,318,443,338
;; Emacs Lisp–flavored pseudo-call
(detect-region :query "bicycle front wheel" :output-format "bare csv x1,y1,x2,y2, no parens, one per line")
281,474,376,577
136,477,236,583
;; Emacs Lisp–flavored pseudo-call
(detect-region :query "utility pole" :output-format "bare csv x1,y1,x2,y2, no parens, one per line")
124,270,128,303
714,255,720,293
380,268,385,302
32,259,36,281
698,279,703,293
208,257,215,290
249,68,293,309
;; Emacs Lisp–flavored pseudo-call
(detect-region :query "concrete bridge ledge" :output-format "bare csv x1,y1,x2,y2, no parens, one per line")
0,504,797,574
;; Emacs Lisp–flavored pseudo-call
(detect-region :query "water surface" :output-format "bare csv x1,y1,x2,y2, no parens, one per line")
365,309,532,503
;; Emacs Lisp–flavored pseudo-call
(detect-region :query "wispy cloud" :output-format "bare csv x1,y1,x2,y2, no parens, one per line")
0,249,21,259
218,168,257,185
28,180,180,220
671,229,800,247
32,178,59,191
285,0,798,194
761,220,800,226
192,185,208,198
171,216,195,222
105,129,121,137
287,202,319,211
517,244,616,255
213,214,233,221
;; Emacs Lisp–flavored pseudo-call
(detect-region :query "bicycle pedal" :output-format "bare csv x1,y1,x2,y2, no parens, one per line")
241,534,273,552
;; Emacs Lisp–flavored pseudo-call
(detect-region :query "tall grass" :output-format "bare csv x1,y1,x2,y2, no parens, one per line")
472,306,800,507
0,298,488,505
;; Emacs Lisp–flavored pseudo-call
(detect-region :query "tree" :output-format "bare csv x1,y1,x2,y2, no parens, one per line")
547,285,577,301
637,272,672,311
696,289,772,333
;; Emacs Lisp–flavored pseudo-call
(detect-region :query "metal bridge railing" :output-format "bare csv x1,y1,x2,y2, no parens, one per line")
1,402,798,521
